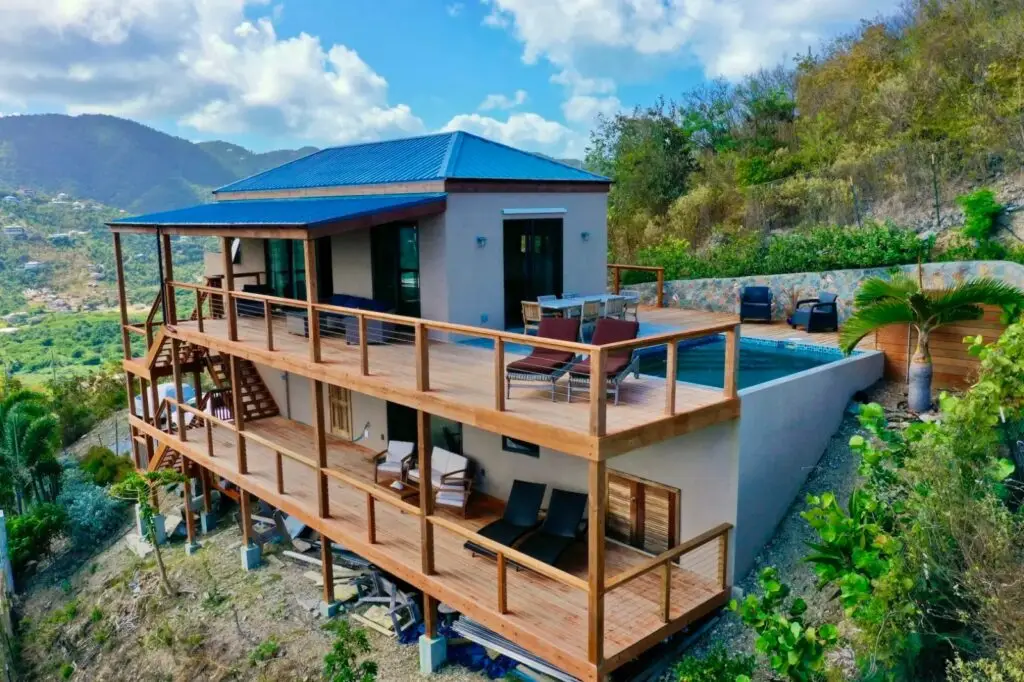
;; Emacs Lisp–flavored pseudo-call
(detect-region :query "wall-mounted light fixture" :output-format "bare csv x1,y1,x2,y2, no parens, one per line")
476,235,488,248
580,231,591,242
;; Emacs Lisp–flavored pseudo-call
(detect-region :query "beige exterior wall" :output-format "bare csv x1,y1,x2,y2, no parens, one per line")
418,213,448,323
203,238,266,290
439,192,609,329
330,230,374,298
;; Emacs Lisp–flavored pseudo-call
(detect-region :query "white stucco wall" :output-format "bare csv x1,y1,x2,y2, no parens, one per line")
330,230,374,298
732,350,885,576
203,238,266,289
418,213,448,324
439,192,609,329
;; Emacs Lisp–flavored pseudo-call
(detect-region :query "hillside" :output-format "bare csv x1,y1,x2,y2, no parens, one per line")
0,114,314,213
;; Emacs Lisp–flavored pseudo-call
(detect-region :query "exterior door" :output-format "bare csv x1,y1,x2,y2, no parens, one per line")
328,386,353,439
606,470,680,553
503,219,563,328
264,237,332,300
371,224,420,316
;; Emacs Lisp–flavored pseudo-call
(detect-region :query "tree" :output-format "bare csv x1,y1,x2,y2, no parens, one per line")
109,469,186,597
0,390,62,514
839,273,1024,412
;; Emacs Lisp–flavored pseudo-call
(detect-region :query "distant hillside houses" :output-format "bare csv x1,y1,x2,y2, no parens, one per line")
2,225,27,239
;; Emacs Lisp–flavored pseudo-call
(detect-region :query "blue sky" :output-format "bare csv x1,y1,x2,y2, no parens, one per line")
0,0,899,158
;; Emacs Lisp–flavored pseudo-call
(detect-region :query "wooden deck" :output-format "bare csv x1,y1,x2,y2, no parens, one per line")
136,414,728,681
639,306,844,347
166,314,740,459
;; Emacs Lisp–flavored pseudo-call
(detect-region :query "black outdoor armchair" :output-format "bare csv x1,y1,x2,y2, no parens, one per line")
464,480,547,558
788,291,839,333
514,488,588,568
739,286,773,322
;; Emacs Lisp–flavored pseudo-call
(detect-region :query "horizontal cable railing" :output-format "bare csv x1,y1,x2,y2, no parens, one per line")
162,281,740,441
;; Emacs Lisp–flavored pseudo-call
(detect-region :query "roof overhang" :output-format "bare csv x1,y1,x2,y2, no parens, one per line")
107,193,447,238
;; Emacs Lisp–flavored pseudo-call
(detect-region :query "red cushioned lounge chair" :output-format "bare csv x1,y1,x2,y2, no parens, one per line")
505,317,581,402
568,318,640,405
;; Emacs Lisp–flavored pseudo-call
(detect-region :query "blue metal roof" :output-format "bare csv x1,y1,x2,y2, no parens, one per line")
214,132,608,194
110,193,446,228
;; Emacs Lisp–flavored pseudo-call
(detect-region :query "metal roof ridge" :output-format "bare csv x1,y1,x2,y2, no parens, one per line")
213,146,324,194
447,130,610,181
440,131,463,178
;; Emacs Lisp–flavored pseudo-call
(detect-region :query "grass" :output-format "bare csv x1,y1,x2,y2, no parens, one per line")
249,637,281,666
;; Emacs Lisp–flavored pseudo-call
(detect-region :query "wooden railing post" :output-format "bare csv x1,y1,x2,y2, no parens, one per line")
358,314,369,376
312,380,328,518
113,233,132,358
661,563,672,623
170,338,187,442
587,460,606,666
229,355,247,474
417,409,434,575
275,451,284,494
205,419,214,459
367,493,376,544
665,338,678,415
303,239,321,363
494,337,505,411
718,528,729,590
415,323,430,392
497,552,508,614
656,267,665,308
589,349,607,437
264,300,274,351
220,237,237,342
611,265,621,295
724,324,740,399
161,233,176,325
196,289,205,333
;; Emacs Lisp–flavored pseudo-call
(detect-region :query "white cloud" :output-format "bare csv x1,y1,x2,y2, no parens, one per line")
478,89,528,111
0,0,424,144
446,3,465,17
562,94,621,125
443,111,584,157
483,0,896,79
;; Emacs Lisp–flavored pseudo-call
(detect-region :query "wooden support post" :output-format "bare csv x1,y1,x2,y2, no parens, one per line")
589,349,607,437
415,323,430,392
587,460,606,666
229,355,247,474
724,325,740,399
139,380,154,465
656,267,665,308
664,339,678,416
303,239,321,363
196,289,205,333
113,233,132,358
239,489,253,547
424,595,438,639
182,472,197,545
417,409,434,575
494,337,505,411
264,300,274,351
321,534,335,605
170,339,187,442
661,563,672,623
161,233,176,325
220,237,237,341
275,451,284,494
201,467,213,514
366,492,376,544
611,266,621,295
358,315,369,375
149,378,160,428
312,380,329,518
497,552,508,614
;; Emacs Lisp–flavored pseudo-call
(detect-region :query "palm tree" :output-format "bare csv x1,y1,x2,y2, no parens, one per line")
839,273,1024,412
0,390,61,513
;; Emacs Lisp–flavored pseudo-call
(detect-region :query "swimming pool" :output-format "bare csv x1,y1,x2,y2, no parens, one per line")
637,336,844,390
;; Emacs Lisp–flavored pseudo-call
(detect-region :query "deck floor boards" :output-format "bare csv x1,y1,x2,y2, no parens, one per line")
175,414,724,678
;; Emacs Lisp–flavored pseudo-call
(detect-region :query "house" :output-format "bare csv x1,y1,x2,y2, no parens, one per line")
48,233,74,245
2,225,27,239
2,195,18,204
22,260,46,272
107,132,744,681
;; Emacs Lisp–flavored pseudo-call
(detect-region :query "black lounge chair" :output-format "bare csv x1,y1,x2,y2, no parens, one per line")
464,480,547,558
788,291,839,332
515,488,588,568
739,286,773,322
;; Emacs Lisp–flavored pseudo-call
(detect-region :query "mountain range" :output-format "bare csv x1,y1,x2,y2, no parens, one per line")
0,114,317,214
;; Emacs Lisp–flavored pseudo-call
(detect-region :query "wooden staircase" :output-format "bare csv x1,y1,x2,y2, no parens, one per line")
206,354,279,422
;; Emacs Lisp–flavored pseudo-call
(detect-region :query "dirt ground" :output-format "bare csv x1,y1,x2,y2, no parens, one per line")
15,516,488,681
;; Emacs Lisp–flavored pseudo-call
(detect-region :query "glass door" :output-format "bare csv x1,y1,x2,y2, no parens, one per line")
264,237,331,300
371,224,420,316
502,218,563,328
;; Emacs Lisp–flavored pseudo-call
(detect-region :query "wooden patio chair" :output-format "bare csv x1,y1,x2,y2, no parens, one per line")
505,317,581,401
408,447,473,518
464,480,547,557
536,294,560,318
568,318,641,405
623,295,640,321
604,297,626,320
580,300,601,341
373,440,415,484
521,301,542,334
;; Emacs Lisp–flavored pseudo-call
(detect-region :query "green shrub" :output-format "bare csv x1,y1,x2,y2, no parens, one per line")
948,648,1024,681
8,502,67,577
59,662,74,679
957,188,1003,240
323,619,377,682
249,636,281,666
674,645,756,681
79,446,132,487
57,465,127,551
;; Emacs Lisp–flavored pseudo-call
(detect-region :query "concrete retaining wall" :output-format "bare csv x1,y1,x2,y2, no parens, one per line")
625,260,1024,323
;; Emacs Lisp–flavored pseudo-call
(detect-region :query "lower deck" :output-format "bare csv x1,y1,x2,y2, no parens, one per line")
135,413,729,680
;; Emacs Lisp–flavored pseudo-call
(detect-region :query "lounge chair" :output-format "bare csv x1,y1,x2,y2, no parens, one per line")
505,317,581,401
739,286,773,322
373,440,415,484
515,488,588,568
407,446,473,517
788,292,839,332
568,318,640,405
464,480,547,557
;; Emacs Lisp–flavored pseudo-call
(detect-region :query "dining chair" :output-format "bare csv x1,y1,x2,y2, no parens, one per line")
580,300,601,340
623,295,640,321
604,297,626,320
536,294,561,317
521,301,542,334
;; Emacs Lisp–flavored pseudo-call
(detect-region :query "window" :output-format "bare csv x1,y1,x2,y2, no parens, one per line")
605,470,680,554
502,435,539,457
263,238,332,300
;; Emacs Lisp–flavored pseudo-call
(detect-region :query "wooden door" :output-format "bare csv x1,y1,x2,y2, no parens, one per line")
606,471,679,553
328,386,352,439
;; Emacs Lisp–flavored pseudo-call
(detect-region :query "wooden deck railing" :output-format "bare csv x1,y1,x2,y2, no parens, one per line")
608,264,665,307
604,522,731,624
165,280,739,442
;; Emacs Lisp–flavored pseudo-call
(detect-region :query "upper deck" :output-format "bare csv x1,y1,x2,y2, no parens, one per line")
143,281,741,460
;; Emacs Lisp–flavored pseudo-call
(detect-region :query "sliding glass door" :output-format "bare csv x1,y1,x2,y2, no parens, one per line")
503,218,563,328
371,224,420,317
264,237,332,300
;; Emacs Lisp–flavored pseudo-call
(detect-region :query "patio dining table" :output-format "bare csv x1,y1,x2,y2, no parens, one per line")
538,293,628,316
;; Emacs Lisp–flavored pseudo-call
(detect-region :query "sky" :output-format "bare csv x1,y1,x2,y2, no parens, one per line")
0,0,899,158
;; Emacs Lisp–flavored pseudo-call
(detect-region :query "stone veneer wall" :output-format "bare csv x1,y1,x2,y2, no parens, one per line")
624,261,1024,323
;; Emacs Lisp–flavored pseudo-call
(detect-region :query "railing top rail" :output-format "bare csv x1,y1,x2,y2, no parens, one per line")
598,321,740,353
605,522,732,592
607,264,664,273
240,429,316,469
321,468,421,515
164,396,233,430
427,514,590,591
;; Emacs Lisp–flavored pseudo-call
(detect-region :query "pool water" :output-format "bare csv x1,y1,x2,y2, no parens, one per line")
638,337,839,390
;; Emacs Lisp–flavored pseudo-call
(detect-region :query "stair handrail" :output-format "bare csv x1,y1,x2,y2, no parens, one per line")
144,288,164,349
